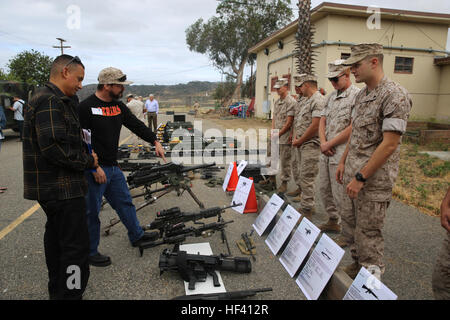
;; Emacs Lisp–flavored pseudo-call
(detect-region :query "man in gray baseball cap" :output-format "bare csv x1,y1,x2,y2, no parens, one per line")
78,67,166,267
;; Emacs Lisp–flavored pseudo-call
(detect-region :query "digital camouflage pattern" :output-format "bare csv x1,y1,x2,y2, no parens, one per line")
343,77,412,201
294,91,326,146
432,231,450,300
321,84,360,165
273,95,296,145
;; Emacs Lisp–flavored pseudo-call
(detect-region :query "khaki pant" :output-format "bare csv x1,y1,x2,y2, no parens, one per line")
432,231,450,300
295,143,320,211
341,195,389,273
279,144,292,183
319,156,343,222
147,112,158,132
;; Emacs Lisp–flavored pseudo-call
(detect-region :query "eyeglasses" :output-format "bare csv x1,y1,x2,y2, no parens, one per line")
64,56,82,68
329,74,345,83
117,75,127,82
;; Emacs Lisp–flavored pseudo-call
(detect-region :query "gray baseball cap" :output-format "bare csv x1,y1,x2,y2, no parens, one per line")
98,67,133,85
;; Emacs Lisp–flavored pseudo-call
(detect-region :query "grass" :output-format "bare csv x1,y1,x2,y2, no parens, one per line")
393,142,450,216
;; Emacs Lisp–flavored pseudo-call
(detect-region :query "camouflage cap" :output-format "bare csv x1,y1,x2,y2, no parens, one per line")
126,93,134,98
273,78,289,89
98,67,133,85
343,43,383,66
326,59,349,78
294,74,317,87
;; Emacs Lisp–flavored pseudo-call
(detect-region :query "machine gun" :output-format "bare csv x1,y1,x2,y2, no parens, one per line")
241,231,256,261
142,203,240,255
102,163,216,236
143,203,240,236
172,288,272,300
159,249,252,290
138,220,233,256
127,162,216,189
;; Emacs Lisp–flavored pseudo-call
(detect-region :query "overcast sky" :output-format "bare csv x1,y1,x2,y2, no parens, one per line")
0,0,449,85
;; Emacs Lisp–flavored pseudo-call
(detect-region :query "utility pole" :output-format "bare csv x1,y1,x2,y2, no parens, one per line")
53,38,71,55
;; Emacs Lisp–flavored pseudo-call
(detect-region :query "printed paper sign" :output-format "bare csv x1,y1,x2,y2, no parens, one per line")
252,193,284,236
296,234,345,300
236,160,248,176
231,176,253,214
343,267,397,300
222,162,234,192
279,217,321,277
265,205,301,255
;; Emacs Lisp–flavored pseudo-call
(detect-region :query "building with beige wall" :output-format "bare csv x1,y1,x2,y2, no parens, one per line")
249,2,450,122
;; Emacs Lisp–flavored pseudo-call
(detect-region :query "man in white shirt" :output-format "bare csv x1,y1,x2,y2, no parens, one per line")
144,94,159,131
9,96,25,141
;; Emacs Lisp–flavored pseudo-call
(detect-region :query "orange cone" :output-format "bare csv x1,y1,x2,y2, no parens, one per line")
226,162,239,192
243,177,258,214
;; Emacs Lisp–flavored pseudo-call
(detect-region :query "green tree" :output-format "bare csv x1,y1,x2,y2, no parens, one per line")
186,0,293,103
7,49,53,86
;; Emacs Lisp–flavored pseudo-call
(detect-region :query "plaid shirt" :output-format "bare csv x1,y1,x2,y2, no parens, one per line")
23,82,95,200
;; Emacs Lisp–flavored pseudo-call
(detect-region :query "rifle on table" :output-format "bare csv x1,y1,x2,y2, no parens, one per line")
241,231,256,261
138,220,233,256
159,249,252,290
127,162,217,209
172,287,273,300
143,203,240,236
142,203,240,255
103,163,217,235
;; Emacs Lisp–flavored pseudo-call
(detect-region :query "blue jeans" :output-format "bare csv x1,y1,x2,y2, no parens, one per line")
85,166,144,256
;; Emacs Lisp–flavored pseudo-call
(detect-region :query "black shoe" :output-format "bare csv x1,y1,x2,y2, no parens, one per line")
88,252,111,267
132,231,160,247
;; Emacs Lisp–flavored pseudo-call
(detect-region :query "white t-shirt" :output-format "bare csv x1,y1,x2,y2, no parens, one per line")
12,100,25,121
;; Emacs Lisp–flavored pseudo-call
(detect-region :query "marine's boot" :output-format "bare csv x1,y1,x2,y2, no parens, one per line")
334,235,350,248
277,181,288,194
343,261,361,280
318,219,342,233
286,187,301,197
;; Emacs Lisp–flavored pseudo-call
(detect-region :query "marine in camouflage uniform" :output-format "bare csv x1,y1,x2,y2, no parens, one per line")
287,91,306,201
432,188,450,300
338,44,412,279
292,74,326,215
318,60,360,237
272,78,296,193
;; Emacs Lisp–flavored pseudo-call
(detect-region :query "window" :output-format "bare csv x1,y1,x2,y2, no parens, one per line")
395,57,414,74
341,53,351,60
270,76,278,92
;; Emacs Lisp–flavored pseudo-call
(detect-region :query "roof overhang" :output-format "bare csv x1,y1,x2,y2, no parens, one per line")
249,2,450,54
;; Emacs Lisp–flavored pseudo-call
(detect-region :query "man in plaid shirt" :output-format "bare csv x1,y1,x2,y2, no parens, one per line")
23,55,98,300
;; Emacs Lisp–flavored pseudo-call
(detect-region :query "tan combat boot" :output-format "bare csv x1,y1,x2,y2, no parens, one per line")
277,181,288,194
292,194,302,203
286,187,301,197
334,236,349,248
343,261,361,279
259,176,275,185
301,207,315,220
318,219,342,233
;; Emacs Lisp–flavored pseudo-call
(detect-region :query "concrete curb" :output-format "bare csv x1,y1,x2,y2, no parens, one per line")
257,194,352,300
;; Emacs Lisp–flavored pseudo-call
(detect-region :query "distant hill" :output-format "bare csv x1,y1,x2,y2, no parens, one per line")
77,81,219,104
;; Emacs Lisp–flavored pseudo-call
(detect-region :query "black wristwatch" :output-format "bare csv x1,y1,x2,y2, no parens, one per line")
355,172,367,183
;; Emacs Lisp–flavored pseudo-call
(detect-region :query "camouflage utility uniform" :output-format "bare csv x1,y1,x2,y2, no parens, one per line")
341,77,412,274
319,85,360,222
273,95,296,184
291,96,306,193
294,91,326,212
